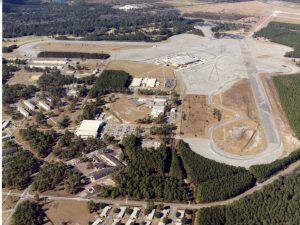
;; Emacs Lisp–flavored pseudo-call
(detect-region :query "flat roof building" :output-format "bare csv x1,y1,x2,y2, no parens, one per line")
18,106,30,118
23,100,35,111
89,167,114,182
116,207,127,218
100,206,112,218
131,78,143,87
38,101,51,111
76,120,104,138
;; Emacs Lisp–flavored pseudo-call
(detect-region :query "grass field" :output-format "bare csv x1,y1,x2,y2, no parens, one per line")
254,22,300,58
273,74,300,139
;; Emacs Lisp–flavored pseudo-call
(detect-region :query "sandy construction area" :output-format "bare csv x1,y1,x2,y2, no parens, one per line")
8,70,42,86
43,200,98,225
33,42,152,53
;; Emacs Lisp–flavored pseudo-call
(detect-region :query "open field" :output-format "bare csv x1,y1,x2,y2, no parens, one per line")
180,95,216,137
109,94,151,123
43,200,97,225
222,79,258,121
7,70,42,86
33,42,152,53
106,60,176,89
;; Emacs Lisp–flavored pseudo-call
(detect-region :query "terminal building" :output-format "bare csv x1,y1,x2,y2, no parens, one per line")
75,120,105,139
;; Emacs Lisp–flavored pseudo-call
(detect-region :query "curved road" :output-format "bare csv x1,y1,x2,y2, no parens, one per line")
3,160,300,211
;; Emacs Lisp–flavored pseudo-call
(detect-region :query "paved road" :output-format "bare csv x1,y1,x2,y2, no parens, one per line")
3,160,300,211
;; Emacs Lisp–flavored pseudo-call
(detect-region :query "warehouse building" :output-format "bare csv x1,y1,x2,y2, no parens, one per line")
18,106,30,118
38,101,51,111
131,78,143,87
76,120,105,138
23,100,35,111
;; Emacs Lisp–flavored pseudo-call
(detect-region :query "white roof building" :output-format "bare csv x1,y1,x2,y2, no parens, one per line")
38,101,51,111
112,219,121,225
92,218,103,225
151,105,165,118
31,59,67,65
76,120,104,138
18,106,30,118
161,209,170,219
23,100,35,111
146,78,158,88
28,64,63,70
130,207,140,219
100,206,112,218
158,222,165,225
131,78,143,87
146,209,155,221
116,207,126,218
126,219,135,225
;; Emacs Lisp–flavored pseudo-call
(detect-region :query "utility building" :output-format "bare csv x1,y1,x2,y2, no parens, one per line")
76,120,104,138
38,101,51,111
23,100,35,111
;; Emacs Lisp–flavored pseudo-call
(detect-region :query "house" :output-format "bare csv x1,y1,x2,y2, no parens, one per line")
38,101,51,111
116,207,127,218
130,207,141,219
23,100,35,111
92,218,103,225
146,209,155,220
112,219,121,225
100,206,112,217
125,219,135,225
76,120,105,138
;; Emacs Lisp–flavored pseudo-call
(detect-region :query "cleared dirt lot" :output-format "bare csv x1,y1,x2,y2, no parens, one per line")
211,79,266,155
8,69,42,86
43,200,97,225
109,94,151,123
180,95,216,137
33,42,152,53
106,60,176,89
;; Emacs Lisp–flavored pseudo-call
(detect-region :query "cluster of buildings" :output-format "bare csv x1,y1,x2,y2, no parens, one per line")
137,96,168,118
131,77,160,88
28,59,68,70
17,99,51,118
158,54,205,68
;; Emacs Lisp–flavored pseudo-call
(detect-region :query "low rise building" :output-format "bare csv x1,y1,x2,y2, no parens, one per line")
18,106,30,118
131,78,143,87
89,167,114,182
100,206,112,217
38,101,51,111
76,120,105,139
23,100,35,111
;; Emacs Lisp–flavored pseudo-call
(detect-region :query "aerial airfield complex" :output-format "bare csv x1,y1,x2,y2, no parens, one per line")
2,0,300,224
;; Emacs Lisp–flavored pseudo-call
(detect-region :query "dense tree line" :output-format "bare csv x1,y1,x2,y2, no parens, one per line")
3,2,195,41
11,200,45,225
2,44,18,53
177,140,246,183
54,131,104,160
3,150,40,189
82,102,101,120
3,84,38,104
150,124,177,136
89,70,131,97
37,71,76,97
169,149,185,180
109,135,188,202
196,172,255,202
19,127,57,157
2,63,19,84
249,148,300,182
272,74,300,139
211,22,250,32
196,170,300,225
38,51,110,59
138,89,169,96
33,162,67,192
254,22,300,58
183,12,246,21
